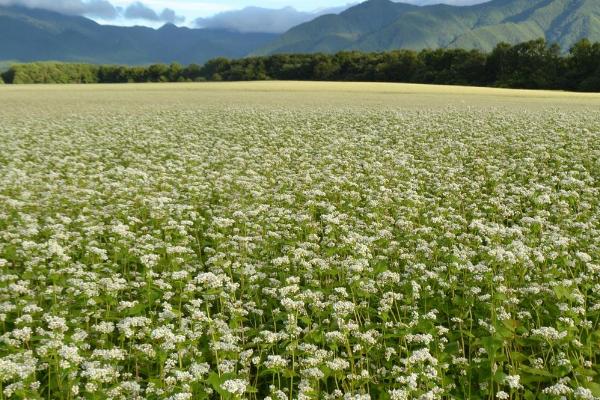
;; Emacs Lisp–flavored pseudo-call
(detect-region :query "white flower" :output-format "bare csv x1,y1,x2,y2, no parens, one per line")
221,379,248,396
389,389,409,400
264,355,288,369
505,375,522,390
542,382,573,396
574,387,595,400
531,327,568,341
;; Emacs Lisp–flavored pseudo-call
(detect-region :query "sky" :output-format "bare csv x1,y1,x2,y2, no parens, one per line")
0,0,489,31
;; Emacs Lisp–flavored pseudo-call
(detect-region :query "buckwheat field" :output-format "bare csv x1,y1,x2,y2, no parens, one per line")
1,82,600,400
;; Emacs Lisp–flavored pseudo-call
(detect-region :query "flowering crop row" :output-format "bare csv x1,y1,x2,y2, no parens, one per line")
0,106,599,400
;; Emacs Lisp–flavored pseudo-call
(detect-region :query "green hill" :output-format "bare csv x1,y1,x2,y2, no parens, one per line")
0,6,277,65
257,0,600,55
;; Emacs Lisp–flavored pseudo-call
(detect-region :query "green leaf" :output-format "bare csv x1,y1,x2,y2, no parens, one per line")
583,382,600,396
502,319,518,332
480,336,503,355
553,285,574,301
207,372,235,399
282,369,297,378
520,365,554,377
524,390,536,400
509,351,528,362
575,367,597,377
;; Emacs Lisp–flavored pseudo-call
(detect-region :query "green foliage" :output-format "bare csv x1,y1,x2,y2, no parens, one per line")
9,62,100,84
1,67,15,84
564,39,600,92
488,39,565,89
3,39,600,92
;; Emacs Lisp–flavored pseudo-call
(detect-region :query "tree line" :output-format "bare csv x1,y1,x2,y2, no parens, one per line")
2,38,600,92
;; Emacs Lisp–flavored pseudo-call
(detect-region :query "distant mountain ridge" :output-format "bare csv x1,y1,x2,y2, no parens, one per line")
0,6,277,65
257,0,600,55
1,0,600,65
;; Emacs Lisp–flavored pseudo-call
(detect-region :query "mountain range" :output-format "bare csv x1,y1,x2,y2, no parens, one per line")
257,0,600,55
0,6,276,65
1,0,600,65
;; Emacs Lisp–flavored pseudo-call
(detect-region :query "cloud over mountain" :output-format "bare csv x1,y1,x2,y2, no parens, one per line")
0,0,492,28
0,0,119,19
0,0,184,22
408,0,488,4
124,2,184,23
192,2,489,34
194,5,354,34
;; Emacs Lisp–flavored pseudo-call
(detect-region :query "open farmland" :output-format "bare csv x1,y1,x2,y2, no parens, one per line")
1,82,600,400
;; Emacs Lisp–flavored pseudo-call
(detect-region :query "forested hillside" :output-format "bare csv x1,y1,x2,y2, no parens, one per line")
258,0,600,55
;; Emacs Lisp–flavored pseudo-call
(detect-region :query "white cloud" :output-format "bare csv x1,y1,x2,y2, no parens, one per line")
124,1,184,23
403,0,489,4
0,0,186,22
0,0,119,19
